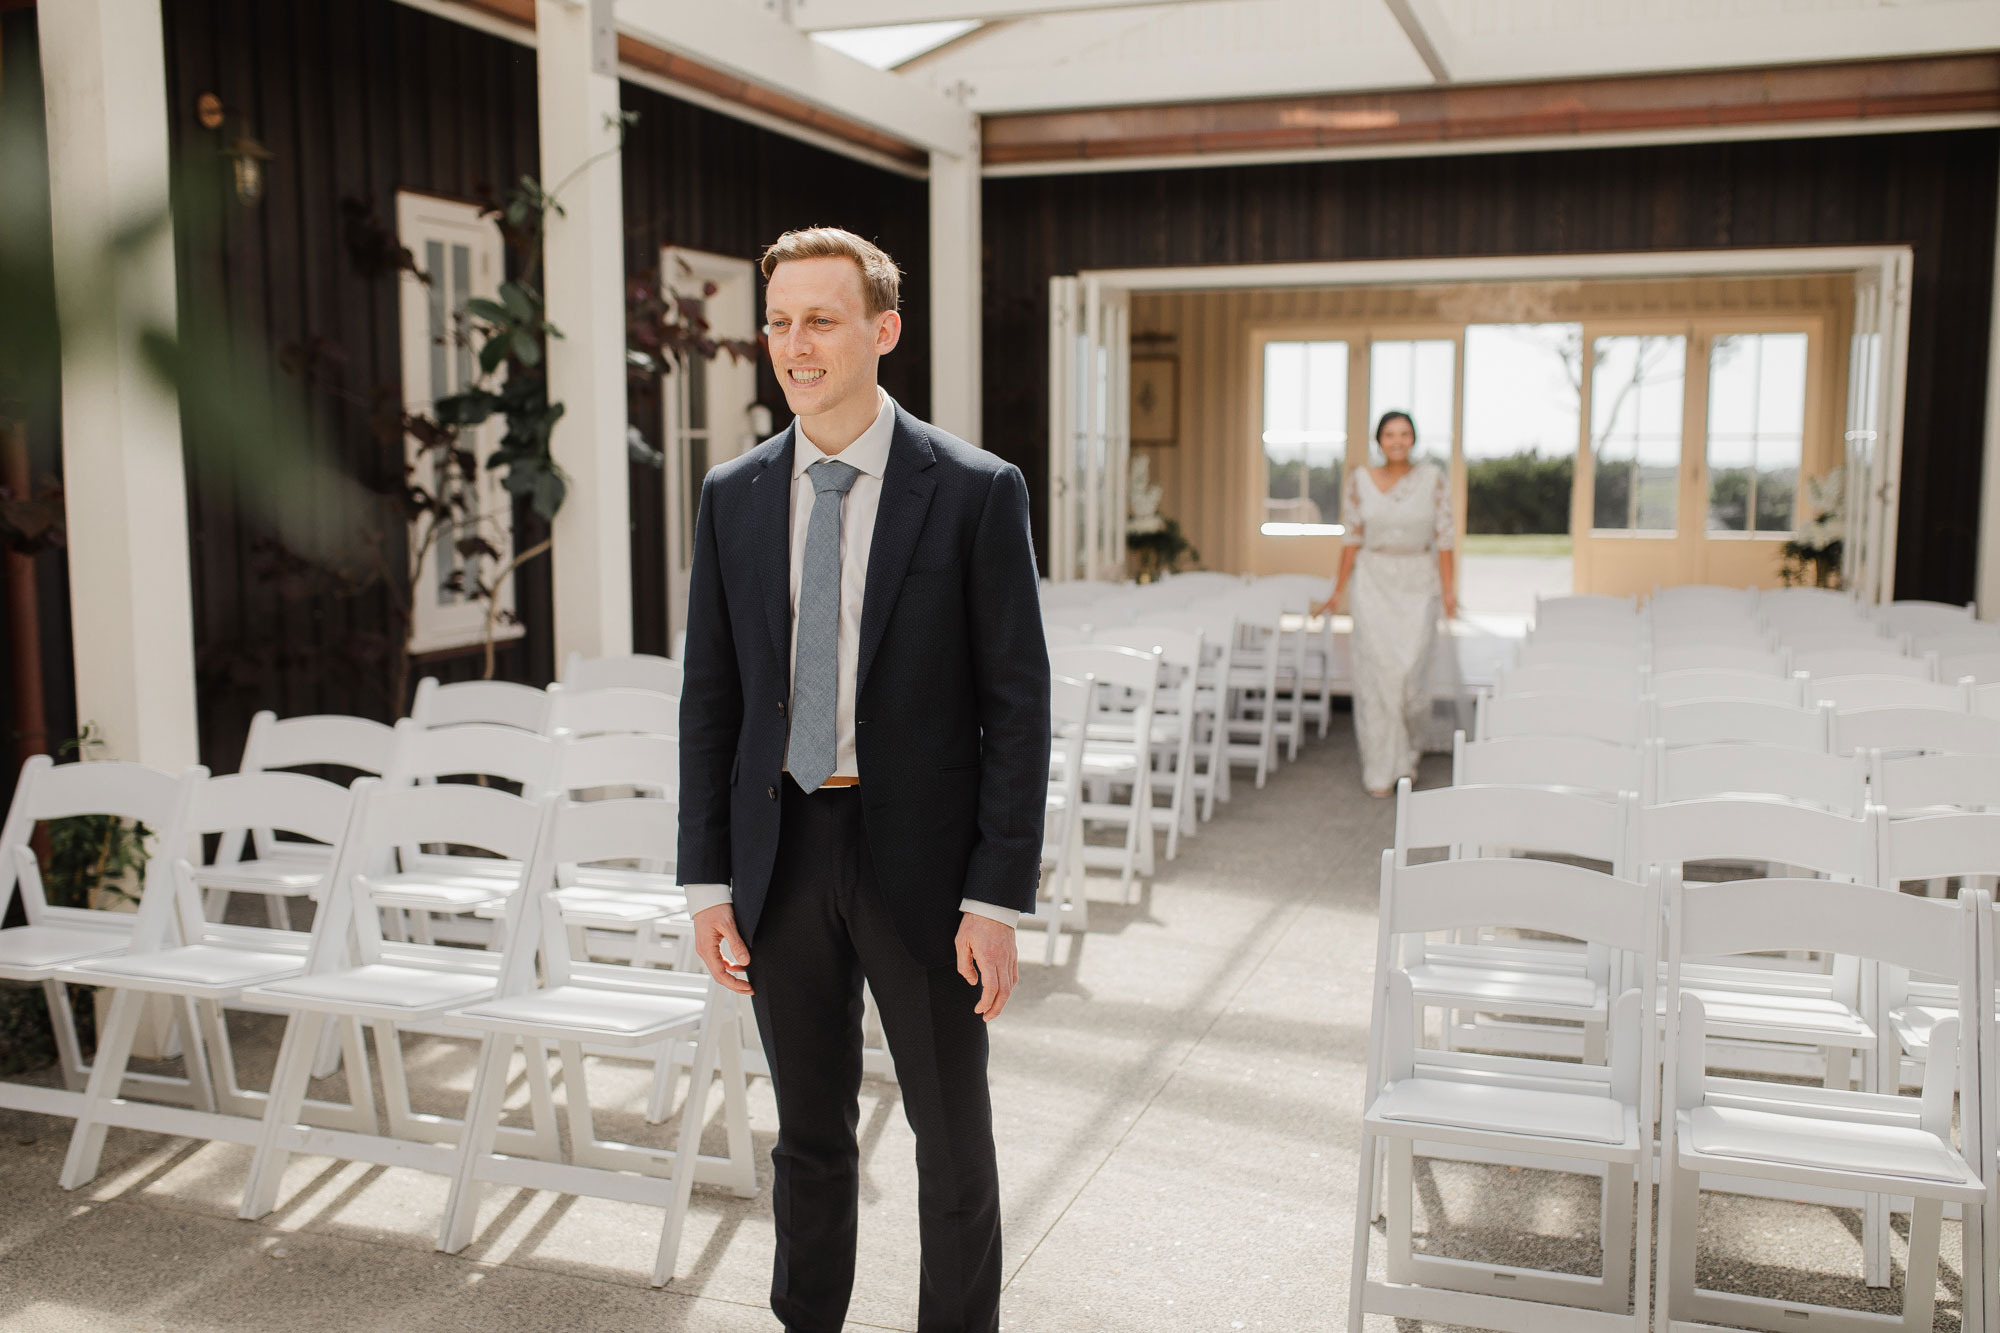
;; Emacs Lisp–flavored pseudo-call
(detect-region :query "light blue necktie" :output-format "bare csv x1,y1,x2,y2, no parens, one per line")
787,458,862,793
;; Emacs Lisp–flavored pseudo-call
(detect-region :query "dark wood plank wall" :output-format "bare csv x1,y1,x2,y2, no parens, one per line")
618,81,931,655
982,131,2000,602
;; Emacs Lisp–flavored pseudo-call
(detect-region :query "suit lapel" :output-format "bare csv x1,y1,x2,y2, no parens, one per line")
751,425,797,671
857,407,938,696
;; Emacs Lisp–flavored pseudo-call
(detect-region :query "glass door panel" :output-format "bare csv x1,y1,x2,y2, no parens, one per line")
1462,323,1581,611
1261,339,1348,533
1706,332,1808,536
1368,339,1455,471
1590,335,1686,534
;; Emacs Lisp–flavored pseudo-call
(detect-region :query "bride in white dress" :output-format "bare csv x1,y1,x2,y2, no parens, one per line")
1314,412,1458,797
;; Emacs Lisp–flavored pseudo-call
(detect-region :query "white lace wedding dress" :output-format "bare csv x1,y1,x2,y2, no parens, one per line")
1341,462,1453,792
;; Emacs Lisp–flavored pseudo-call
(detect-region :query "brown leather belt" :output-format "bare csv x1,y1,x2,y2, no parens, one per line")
819,775,861,788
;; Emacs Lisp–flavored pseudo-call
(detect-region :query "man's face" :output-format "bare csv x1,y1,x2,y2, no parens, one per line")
764,256,900,420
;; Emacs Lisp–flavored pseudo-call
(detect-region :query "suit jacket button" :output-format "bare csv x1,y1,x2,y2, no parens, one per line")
766,785,778,801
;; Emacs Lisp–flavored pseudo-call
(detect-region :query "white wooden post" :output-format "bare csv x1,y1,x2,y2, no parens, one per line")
928,127,982,445
38,0,199,768
538,0,633,662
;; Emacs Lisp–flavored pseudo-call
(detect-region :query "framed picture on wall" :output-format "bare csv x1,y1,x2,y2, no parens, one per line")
1131,356,1179,445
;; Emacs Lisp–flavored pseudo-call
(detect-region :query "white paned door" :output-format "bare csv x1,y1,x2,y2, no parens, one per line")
1046,275,1131,582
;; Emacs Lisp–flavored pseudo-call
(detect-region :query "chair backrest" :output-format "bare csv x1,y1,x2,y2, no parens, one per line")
0,756,205,934
1491,662,1643,700
409,676,553,732
1451,731,1646,799
1802,673,1963,712
1051,673,1092,729
1649,644,1790,677
1830,706,2000,757
1476,691,1646,746
1776,623,1904,655
557,732,678,797
382,717,565,796
1044,623,1089,651
546,684,680,740
1758,586,1864,619
1877,808,2000,883
514,795,682,991
1649,668,1803,707
167,771,356,945
1395,779,1631,872
1049,643,1160,694
1937,649,2000,685
1651,697,1828,751
1526,619,1645,649
1514,639,1645,672
239,710,397,779
1874,599,1975,639
1382,852,1656,959
1792,648,1934,682
314,779,559,970
1652,741,1867,816
1649,584,1757,616
1637,796,1875,879
1092,624,1202,672
1645,613,1770,650
561,650,683,697
1871,751,2000,814
1535,592,1638,628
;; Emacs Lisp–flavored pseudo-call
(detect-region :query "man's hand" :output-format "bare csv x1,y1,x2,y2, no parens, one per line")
692,903,755,996
954,912,1019,1023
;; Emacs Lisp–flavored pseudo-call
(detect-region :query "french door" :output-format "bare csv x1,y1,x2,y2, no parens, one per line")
1842,254,1912,603
1048,276,1130,581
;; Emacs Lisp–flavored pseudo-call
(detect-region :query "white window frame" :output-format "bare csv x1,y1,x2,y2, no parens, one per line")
395,192,521,656
661,247,761,650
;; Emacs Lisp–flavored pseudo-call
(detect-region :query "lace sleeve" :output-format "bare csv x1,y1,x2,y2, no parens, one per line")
1431,465,1455,551
1340,469,1364,547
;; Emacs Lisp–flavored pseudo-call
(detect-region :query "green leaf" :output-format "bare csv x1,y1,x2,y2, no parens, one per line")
432,389,501,427
510,328,542,367
500,282,537,322
478,333,510,376
463,297,511,325
530,466,567,521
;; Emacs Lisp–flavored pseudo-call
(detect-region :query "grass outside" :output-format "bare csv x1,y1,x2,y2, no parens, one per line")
1461,532,1574,557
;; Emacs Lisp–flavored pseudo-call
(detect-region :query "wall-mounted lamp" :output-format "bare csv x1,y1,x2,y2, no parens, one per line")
196,92,275,206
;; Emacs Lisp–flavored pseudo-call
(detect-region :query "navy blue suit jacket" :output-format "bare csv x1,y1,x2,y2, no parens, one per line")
676,402,1052,968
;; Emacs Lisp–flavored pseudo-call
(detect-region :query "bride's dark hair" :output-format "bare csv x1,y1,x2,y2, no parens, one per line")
1374,410,1416,445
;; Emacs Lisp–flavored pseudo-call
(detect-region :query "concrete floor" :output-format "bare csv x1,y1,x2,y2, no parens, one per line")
0,726,1970,1332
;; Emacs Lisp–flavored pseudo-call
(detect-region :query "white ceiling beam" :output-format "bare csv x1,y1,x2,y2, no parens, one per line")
790,0,1213,32
613,0,976,156
1380,0,1451,83
952,42,1433,113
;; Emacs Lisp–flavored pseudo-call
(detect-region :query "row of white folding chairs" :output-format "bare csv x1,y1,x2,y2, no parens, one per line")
28,768,749,1287
1352,782,1998,1333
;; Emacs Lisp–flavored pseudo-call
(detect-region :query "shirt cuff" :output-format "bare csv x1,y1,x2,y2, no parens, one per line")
680,883,733,916
958,898,1021,928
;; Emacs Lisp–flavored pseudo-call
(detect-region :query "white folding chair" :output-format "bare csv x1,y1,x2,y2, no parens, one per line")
1490,661,1644,700
1350,847,1657,1333
1237,591,1309,762
1451,731,1648,800
1651,742,1867,816
1939,648,2000,685
1093,625,1202,859
1832,706,2000,757
1049,644,1161,899
1651,697,1830,751
1649,668,1804,707
1650,644,1790,677
1475,691,1647,746
545,683,680,741
1779,625,1907,656
1792,647,1936,682
1026,673,1091,963
1874,812,2000,1088
410,675,553,732
1535,592,1640,631
1144,604,1239,815
436,795,756,1286
561,649,683,697
1874,598,1976,639
1646,615,1772,652
1209,597,1282,788
1515,639,1646,671
1802,673,1965,712
1258,574,1338,738
1975,891,2000,1333
373,719,565,942
1394,780,1635,1062
237,781,561,1221
0,756,204,1120
1657,878,1985,1333
1043,623,1089,651
1650,584,1758,616
1871,751,2000,815
56,771,373,1188
199,710,397,929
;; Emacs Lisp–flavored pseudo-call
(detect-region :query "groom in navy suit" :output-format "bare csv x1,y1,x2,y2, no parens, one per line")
677,227,1050,1333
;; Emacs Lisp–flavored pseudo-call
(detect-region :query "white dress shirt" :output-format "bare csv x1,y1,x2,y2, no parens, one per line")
682,388,1020,929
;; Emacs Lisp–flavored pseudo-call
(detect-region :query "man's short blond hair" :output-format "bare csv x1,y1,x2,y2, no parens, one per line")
760,227,901,316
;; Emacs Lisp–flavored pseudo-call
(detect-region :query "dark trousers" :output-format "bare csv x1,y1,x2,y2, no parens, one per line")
748,784,1003,1333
